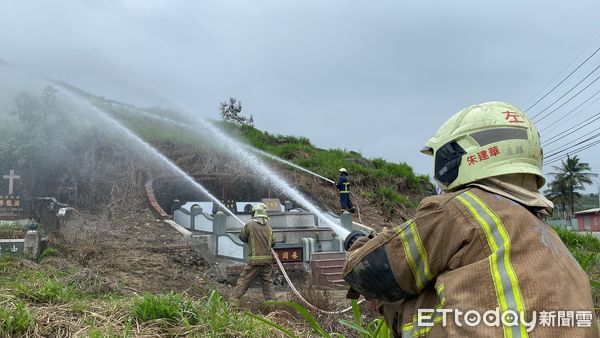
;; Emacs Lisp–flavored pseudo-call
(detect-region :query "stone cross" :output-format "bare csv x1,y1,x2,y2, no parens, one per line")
3,170,20,195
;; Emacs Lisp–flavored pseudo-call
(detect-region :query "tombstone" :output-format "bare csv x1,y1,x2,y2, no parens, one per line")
0,168,27,220
262,198,283,212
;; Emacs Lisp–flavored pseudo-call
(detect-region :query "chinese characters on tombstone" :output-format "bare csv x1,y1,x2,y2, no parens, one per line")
0,169,24,217
274,247,303,263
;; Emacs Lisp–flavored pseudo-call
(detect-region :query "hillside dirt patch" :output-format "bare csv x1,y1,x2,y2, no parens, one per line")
51,210,212,296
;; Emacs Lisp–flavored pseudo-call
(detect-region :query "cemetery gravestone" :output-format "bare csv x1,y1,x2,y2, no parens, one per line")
0,168,33,258
0,168,25,220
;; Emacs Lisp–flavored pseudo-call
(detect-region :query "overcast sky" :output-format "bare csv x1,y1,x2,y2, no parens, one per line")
1,1,599,194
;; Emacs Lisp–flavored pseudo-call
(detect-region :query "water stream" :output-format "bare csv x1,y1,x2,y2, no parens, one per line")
101,104,336,184
57,85,350,239
57,88,245,226
172,103,351,239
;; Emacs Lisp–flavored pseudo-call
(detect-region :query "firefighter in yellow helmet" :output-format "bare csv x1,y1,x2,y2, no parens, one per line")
342,102,598,337
231,203,276,301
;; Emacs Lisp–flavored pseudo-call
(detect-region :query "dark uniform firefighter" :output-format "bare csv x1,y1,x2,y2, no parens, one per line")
231,203,276,301
337,168,354,213
342,102,599,337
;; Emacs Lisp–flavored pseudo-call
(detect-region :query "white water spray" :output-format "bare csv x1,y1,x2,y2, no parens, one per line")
244,147,336,184
57,88,245,226
173,104,351,239
56,85,350,238
101,105,336,185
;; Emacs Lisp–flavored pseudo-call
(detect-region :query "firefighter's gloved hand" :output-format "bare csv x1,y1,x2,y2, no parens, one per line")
346,287,362,300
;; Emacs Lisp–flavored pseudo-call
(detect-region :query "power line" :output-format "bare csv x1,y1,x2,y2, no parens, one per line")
540,90,600,134
533,73,600,124
543,112,600,146
543,139,600,166
544,128,600,157
526,45,600,112
544,134,600,164
532,64,600,121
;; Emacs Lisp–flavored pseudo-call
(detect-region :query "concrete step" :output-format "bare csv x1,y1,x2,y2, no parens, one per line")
310,251,347,288
322,272,343,280
329,279,346,286
312,265,344,273
312,259,346,268
311,251,346,261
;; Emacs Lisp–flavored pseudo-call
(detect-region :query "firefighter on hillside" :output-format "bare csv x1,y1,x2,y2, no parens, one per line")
231,203,276,301
336,168,354,213
342,102,598,337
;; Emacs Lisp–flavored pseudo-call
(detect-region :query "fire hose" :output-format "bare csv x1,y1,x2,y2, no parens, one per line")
269,229,371,315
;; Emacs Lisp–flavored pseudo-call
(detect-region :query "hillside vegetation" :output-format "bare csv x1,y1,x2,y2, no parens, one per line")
0,86,597,336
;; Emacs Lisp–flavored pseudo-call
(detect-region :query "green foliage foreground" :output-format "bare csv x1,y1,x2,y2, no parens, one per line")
0,230,598,337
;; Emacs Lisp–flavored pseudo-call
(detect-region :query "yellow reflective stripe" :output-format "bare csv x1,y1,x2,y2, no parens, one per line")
456,191,528,338
396,220,433,290
402,283,446,337
411,222,434,284
249,226,257,257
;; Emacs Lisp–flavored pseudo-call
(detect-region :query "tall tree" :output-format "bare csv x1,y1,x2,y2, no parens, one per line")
548,155,597,220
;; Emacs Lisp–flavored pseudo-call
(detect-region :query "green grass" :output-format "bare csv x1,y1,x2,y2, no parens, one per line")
231,122,425,189
132,291,197,323
39,246,58,260
0,299,32,336
253,299,391,338
553,226,600,319
131,290,274,337
14,273,75,303
363,186,416,218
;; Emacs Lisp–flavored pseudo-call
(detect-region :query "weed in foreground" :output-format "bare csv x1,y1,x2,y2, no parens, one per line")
132,291,194,323
15,273,75,303
0,299,32,336
251,299,391,338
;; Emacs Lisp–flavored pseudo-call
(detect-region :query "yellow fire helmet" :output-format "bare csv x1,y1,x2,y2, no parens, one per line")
252,202,269,219
421,102,544,191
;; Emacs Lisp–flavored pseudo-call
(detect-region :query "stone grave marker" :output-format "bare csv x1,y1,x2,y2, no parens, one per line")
0,168,26,220
262,198,282,212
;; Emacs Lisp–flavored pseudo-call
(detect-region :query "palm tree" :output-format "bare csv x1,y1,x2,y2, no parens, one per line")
548,155,598,221
544,175,571,219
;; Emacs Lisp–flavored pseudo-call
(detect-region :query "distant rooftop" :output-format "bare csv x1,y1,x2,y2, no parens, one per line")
574,208,600,215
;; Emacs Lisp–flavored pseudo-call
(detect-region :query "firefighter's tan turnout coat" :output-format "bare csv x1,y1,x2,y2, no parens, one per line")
343,184,598,337
231,218,276,301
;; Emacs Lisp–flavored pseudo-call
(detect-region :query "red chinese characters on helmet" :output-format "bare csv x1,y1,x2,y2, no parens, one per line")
502,111,525,123
467,146,501,165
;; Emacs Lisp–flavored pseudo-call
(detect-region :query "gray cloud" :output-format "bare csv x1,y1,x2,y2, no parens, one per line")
1,0,599,193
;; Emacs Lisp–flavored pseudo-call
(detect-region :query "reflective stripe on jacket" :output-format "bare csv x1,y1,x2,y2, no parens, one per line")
337,175,350,194
342,187,598,337
239,220,274,265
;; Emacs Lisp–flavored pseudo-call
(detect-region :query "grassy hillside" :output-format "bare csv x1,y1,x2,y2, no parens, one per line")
0,86,597,336
232,123,427,188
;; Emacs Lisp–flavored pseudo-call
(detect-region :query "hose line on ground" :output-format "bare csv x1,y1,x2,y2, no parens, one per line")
271,248,365,315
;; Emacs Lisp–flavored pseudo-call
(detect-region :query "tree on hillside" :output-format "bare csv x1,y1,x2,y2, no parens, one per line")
219,97,254,127
547,155,597,221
